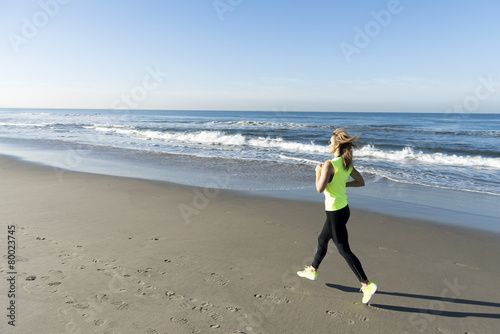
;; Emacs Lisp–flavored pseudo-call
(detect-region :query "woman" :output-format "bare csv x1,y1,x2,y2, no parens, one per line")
297,128,377,304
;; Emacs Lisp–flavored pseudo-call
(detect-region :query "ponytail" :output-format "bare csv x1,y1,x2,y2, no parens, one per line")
332,128,359,171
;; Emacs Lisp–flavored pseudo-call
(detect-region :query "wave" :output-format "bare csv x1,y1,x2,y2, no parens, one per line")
357,145,500,169
87,125,499,167
87,126,327,154
84,125,500,169
205,120,327,129
279,155,322,165
0,122,49,127
358,166,500,196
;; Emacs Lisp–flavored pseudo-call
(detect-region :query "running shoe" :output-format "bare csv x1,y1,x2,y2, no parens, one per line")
297,266,317,281
361,282,377,304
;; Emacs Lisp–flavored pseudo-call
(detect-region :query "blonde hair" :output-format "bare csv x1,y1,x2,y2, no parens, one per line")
332,128,359,170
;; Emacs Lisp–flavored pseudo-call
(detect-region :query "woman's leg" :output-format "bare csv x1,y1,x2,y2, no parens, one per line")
311,214,332,270
329,206,368,283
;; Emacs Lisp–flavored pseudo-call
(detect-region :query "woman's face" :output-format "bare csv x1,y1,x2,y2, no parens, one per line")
328,135,336,153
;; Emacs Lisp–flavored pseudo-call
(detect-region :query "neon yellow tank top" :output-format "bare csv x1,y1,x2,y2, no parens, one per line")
324,157,353,211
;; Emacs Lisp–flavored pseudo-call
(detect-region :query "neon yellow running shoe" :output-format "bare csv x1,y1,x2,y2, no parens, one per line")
297,266,317,281
361,282,377,304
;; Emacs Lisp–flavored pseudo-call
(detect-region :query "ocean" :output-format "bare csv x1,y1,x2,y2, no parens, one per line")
1,108,499,231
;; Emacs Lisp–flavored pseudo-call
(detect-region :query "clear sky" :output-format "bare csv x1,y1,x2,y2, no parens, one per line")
1,0,499,112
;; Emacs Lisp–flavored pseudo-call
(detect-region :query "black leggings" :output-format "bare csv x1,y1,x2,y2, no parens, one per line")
312,206,368,282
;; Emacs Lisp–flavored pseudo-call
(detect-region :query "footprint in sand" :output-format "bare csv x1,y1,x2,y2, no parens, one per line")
170,317,201,334
353,301,388,313
95,293,111,303
326,310,368,324
46,270,65,293
137,268,154,276
93,293,129,311
253,293,290,304
93,319,105,326
210,313,223,322
165,290,246,331
48,269,67,280
377,246,398,253
165,291,185,301
186,299,225,323
226,306,240,313
65,296,76,305
326,310,354,324
72,301,91,309
284,285,310,295
111,301,129,310
135,284,159,298
205,273,229,286
454,262,479,270
367,304,388,313
48,282,62,287
190,300,215,314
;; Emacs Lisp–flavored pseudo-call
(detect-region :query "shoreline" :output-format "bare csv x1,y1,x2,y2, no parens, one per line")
1,152,498,237
1,154,500,333
1,139,499,234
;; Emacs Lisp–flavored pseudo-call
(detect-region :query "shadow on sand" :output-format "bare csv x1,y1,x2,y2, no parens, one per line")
325,283,500,319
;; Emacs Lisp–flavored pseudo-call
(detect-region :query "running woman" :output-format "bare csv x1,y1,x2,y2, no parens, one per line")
297,128,377,304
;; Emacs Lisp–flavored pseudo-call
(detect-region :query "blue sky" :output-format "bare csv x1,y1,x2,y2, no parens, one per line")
1,0,499,112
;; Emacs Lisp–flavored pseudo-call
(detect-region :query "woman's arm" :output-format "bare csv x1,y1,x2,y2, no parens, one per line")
315,160,333,193
346,167,365,187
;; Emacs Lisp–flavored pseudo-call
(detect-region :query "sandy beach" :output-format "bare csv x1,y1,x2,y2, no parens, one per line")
1,154,499,334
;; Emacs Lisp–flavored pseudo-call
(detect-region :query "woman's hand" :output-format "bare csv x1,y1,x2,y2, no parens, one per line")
315,163,324,174
346,167,365,187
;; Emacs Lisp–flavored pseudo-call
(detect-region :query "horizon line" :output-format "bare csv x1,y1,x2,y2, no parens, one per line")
1,107,499,115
